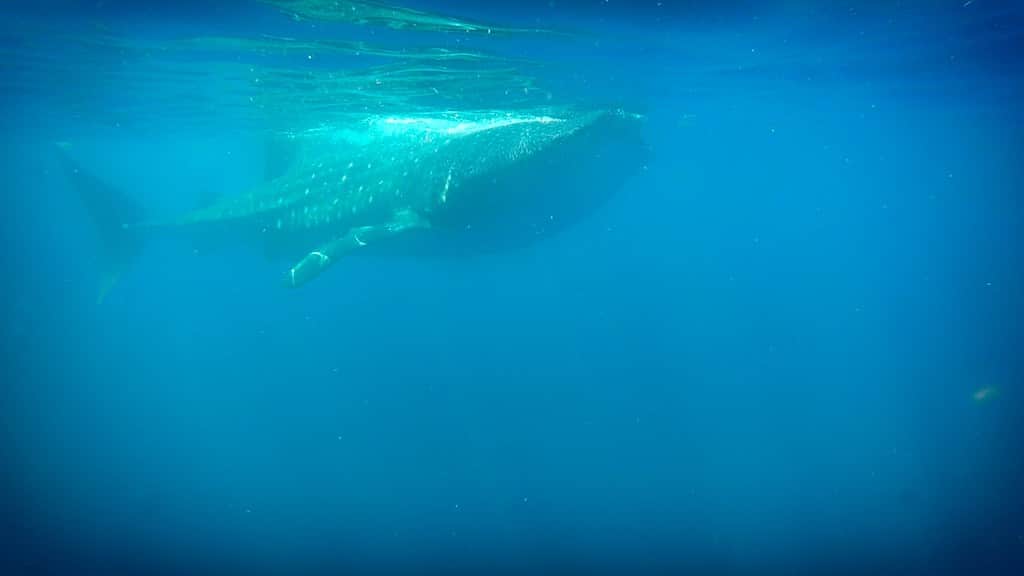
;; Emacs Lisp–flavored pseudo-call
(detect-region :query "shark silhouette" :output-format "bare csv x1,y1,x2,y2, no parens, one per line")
61,108,645,297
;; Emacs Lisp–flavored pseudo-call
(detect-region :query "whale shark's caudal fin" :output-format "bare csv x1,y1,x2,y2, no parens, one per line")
56,144,144,303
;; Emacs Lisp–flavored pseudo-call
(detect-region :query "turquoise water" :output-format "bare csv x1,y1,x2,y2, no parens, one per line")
2,1,1022,574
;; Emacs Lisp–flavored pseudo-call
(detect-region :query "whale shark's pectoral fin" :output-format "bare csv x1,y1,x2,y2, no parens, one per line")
284,210,427,288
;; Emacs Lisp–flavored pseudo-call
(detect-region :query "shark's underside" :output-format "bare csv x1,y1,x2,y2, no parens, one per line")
62,108,645,296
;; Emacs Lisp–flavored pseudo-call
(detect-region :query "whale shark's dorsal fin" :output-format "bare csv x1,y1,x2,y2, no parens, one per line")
264,132,301,182
195,189,222,210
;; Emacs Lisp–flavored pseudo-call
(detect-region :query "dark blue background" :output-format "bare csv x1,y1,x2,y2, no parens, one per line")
2,1,1022,574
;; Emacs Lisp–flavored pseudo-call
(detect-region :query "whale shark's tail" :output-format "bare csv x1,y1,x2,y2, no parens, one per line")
56,144,144,303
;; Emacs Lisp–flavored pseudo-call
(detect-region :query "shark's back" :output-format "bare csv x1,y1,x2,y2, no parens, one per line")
175,108,625,236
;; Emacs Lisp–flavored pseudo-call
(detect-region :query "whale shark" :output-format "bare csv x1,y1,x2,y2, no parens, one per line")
61,108,645,297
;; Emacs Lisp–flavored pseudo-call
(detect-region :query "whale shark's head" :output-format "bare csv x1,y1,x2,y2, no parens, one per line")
416,108,648,255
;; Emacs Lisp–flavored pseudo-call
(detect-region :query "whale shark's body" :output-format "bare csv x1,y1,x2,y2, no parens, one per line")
62,108,645,295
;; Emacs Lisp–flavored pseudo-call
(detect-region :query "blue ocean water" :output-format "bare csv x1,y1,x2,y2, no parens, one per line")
2,1,1022,574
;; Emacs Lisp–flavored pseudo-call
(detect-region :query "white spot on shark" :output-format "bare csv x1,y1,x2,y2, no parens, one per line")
442,168,452,203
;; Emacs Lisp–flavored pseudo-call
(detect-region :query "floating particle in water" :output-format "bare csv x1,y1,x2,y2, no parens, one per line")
972,386,998,403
